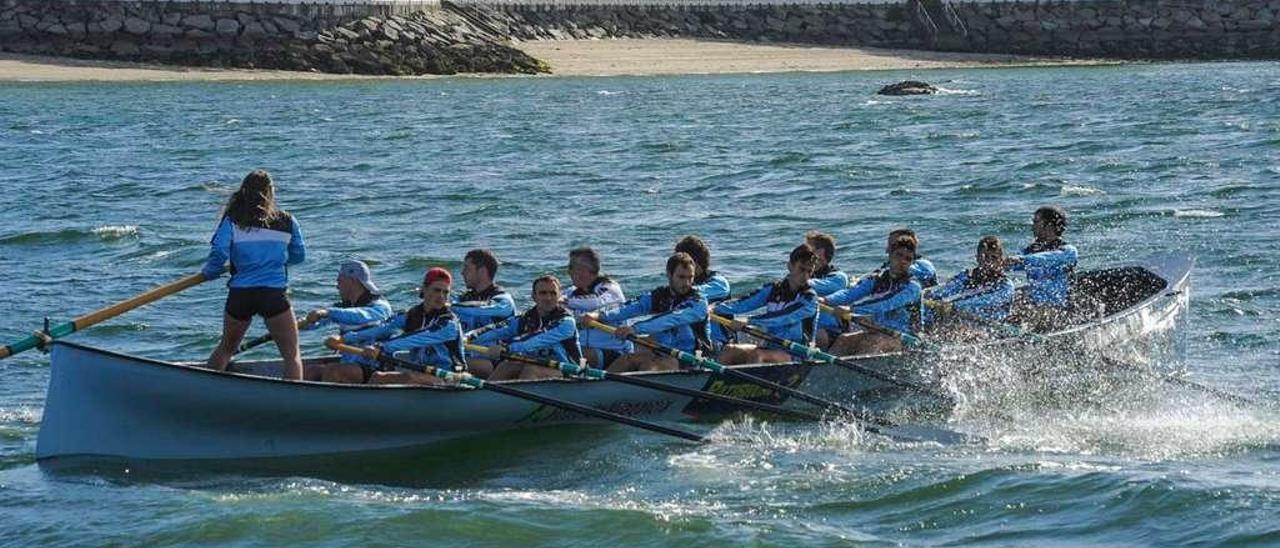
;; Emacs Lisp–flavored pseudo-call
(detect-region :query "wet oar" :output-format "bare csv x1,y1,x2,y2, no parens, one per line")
465,343,824,421
820,303,940,352
234,316,321,355
325,339,706,443
584,319,976,444
1096,355,1270,410
710,314,954,404
0,272,211,360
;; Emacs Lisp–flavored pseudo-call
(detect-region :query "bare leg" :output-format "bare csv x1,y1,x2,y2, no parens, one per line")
828,332,867,357
322,363,367,384
607,353,648,373
207,313,251,372
489,361,525,381
303,363,327,381
468,358,496,379
368,371,444,386
638,355,681,372
755,349,794,363
264,308,303,381
517,364,564,380
716,344,758,365
815,329,833,351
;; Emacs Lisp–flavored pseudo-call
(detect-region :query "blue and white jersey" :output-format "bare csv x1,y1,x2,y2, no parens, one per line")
344,304,467,372
715,279,819,346
600,287,710,354
564,276,631,353
202,214,305,288
452,284,516,332
1011,239,1078,307
695,271,732,348
318,292,395,364
924,269,1015,325
826,271,923,335
809,264,851,297
471,306,582,366
869,258,938,289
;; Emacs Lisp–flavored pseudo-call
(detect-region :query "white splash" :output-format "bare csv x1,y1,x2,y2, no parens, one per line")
1059,184,1105,196
92,225,139,239
1173,209,1225,218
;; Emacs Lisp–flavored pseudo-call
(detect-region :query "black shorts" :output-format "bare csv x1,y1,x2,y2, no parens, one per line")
225,287,292,322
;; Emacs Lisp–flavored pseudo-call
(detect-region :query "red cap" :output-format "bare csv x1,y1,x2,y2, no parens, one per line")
423,267,452,288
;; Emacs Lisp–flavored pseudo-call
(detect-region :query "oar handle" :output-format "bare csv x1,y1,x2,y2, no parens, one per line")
709,313,822,360
818,303,936,351
1,271,212,360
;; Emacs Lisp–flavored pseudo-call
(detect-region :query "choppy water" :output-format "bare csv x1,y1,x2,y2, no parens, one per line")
1,62,1278,545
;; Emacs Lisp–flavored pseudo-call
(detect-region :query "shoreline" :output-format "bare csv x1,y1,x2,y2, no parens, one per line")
0,39,1116,83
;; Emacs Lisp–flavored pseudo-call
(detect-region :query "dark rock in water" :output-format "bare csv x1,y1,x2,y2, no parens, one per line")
877,81,940,96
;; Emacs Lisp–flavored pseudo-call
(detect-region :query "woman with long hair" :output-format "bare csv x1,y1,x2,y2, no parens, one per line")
202,170,306,380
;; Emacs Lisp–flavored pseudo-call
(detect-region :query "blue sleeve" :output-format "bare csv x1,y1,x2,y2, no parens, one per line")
453,292,516,324
287,216,305,266
599,293,653,325
563,281,626,313
852,281,922,315
957,280,1016,311
343,314,404,345
927,272,968,301
696,274,731,302
825,276,874,306
510,316,577,354
1019,245,1078,270
751,292,817,329
471,318,518,346
714,284,771,316
633,295,708,335
912,259,937,287
202,217,233,280
326,298,394,327
383,318,461,354
810,271,850,296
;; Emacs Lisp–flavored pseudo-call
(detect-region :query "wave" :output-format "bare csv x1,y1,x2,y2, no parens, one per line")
1059,184,1106,196
1172,209,1225,218
0,225,139,246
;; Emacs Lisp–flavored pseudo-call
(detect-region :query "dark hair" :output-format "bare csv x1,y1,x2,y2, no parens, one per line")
666,252,697,276
888,227,917,242
889,235,918,256
465,248,499,278
788,243,818,267
804,230,836,261
568,247,601,275
977,235,1003,254
224,170,282,230
531,274,561,293
674,235,711,275
1035,205,1068,235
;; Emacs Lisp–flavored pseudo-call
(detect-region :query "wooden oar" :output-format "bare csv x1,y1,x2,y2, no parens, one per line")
820,303,940,352
465,343,824,421
710,314,954,404
234,316,321,355
325,339,706,443
584,319,977,444
0,272,211,360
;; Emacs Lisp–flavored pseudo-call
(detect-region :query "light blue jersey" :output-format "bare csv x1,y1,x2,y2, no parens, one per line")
1011,239,1078,307
924,269,1015,325
202,214,304,287
826,271,922,335
600,287,710,354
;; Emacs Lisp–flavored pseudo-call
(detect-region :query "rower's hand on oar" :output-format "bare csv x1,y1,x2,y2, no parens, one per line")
612,326,635,339
487,344,507,359
304,309,329,326
361,344,382,360
32,331,53,353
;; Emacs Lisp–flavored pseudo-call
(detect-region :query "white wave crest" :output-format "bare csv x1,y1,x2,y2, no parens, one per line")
1173,209,1225,218
1059,184,1105,196
93,225,139,239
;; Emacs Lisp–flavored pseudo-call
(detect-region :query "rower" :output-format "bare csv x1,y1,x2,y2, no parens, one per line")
674,235,731,351
452,248,516,332
324,267,467,385
805,230,850,296
713,244,819,365
562,247,631,368
825,235,923,356
470,275,582,381
879,228,938,288
303,260,394,381
923,236,1015,337
586,252,709,373
1006,205,1079,330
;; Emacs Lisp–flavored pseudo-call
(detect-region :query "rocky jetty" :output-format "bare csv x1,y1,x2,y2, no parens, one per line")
878,81,940,95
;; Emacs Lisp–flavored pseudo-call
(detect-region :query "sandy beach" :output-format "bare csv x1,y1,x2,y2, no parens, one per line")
0,39,1098,82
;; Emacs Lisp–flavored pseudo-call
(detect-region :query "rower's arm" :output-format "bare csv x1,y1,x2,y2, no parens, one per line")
286,216,305,266
342,313,404,345
452,292,516,324
633,296,708,335
509,316,577,354
599,293,653,325
695,274,731,302
810,270,850,296
927,272,968,302
1018,244,1078,270
824,276,873,307
201,217,233,281
750,292,817,329
383,318,461,354
714,283,771,316
851,281,922,315
564,281,626,313
953,280,1016,313
469,318,516,346
326,298,394,327
911,259,938,288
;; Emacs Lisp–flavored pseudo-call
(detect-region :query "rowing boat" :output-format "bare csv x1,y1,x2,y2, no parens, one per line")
35,254,1191,462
